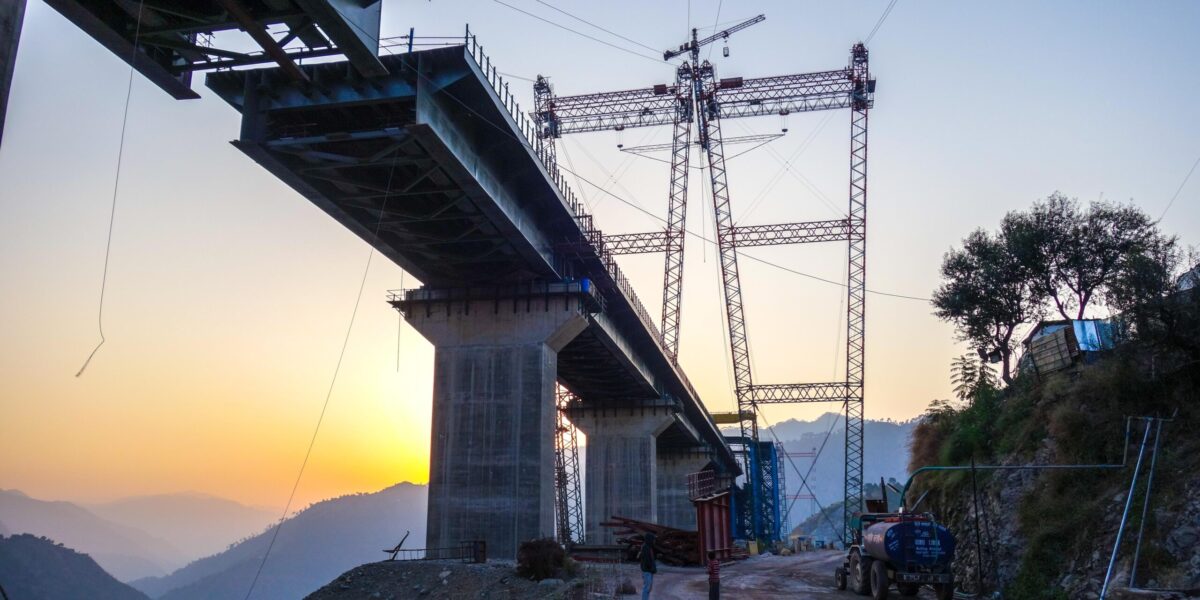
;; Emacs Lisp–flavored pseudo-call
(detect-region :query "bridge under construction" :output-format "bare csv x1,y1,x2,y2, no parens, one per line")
15,0,875,559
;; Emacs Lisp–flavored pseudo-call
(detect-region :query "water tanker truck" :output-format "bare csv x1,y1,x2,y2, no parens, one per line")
834,486,956,599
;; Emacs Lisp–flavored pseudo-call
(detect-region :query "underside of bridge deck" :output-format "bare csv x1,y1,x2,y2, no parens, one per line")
206,45,738,555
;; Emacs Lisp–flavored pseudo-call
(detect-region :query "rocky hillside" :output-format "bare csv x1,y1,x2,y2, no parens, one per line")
908,315,1200,598
0,534,150,600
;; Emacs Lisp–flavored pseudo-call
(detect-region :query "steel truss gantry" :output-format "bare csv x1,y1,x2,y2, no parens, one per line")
534,22,874,544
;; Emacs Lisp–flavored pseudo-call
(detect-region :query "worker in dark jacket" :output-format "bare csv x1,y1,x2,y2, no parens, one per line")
638,532,657,599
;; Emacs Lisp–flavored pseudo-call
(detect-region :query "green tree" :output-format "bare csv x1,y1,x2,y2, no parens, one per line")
951,354,998,404
1004,193,1163,320
950,355,978,403
933,230,1043,383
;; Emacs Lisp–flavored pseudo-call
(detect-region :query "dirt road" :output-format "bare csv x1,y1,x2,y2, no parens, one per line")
643,550,938,599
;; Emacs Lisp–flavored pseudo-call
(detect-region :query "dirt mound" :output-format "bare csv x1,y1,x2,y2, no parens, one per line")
304,559,589,599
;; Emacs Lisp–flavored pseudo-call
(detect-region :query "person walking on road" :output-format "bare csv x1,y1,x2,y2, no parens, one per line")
638,533,657,599
706,550,721,599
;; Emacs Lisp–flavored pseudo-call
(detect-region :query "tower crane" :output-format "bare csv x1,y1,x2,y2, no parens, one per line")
535,15,875,546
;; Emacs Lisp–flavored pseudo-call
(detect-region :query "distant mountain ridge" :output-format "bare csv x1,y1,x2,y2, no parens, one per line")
131,482,428,600
726,412,917,525
87,492,277,559
0,533,149,600
0,489,186,581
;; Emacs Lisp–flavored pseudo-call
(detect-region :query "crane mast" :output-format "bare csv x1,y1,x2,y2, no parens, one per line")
534,18,875,546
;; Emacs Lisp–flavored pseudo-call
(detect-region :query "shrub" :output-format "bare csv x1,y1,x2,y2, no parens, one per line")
516,538,565,581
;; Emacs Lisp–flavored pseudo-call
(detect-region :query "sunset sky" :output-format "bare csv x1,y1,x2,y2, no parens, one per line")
1,0,1197,511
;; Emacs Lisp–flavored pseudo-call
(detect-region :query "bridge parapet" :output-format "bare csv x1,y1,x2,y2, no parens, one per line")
461,34,714,425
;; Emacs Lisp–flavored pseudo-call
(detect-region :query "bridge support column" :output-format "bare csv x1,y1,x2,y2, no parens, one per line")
402,293,589,560
656,452,711,530
570,406,675,544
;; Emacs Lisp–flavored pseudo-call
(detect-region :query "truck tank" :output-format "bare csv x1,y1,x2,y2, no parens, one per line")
862,519,955,568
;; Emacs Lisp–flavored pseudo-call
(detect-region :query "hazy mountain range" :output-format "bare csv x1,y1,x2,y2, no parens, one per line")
0,489,188,581
1,483,427,598
0,533,149,600
730,412,917,525
86,493,277,560
132,482,427,600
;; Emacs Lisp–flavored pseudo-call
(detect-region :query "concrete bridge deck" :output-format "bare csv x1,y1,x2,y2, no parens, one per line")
206,44,736,555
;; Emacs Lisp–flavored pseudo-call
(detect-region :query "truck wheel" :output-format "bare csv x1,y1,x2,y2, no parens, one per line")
835,566,847,590
933,582,954,600
849,552,871,596
870,560,889,600
897,582,919,596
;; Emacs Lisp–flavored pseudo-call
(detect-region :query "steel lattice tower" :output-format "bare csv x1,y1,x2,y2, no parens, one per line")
842,42,871,543
533,23,874,545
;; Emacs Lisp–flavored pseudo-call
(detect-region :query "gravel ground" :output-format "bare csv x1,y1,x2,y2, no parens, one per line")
648,551,941,599
304,551,944,599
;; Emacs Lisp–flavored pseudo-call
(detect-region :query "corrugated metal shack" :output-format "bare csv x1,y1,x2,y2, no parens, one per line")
1020,319,1120,375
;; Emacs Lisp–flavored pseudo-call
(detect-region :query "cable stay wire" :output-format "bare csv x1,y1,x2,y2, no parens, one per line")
321,3,930,304
568,131,653,212
76,0,145,378
735,114,842,222
758,404,846,540
534,0,661,54
704,0,724,61
864,0,899,44
558,140,592,209
242,146,405,600
328,6,928,302
491,0,664,64
1158,154,1200,222
558,165,931,301
497,70,537,82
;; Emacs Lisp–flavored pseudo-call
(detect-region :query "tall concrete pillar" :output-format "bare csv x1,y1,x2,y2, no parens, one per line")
571,406,674,544
656,452,711,530
402,292,589,559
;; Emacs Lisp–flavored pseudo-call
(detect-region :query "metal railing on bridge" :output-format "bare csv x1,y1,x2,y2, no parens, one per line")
460,28,705,408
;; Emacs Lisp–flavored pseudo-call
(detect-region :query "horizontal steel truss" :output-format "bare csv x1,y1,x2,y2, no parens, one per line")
745,382,861,404
536,68,858,136
602,219,850,255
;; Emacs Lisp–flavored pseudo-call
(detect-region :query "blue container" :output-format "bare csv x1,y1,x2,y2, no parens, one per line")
862,520,955,568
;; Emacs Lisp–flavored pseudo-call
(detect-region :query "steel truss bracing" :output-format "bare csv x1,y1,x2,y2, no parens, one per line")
553,384,584,545
602,219,850,254
541,70,858,136
534,27,874,546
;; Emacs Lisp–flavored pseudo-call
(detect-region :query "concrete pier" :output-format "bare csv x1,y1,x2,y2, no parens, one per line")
403,292,589,559
571,405,675,544
656,452,711,530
